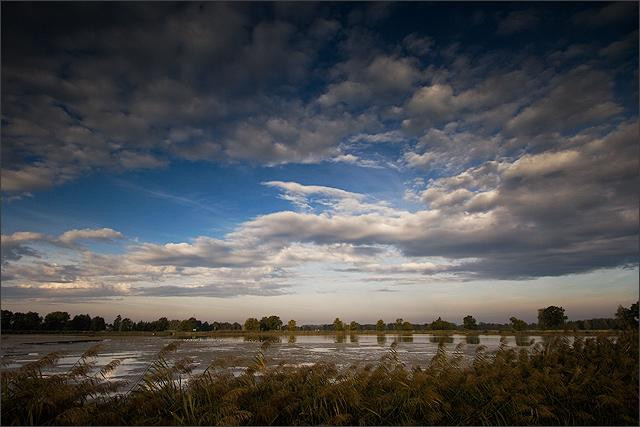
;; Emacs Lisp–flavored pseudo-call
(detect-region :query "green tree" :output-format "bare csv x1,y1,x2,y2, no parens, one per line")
244,317,260,331
402,320,412,331
509,316,527,331
43,311,70,330
463,315,477,330
90,316,106,331
349,320,360,331
333,317,344,331
259,315,282,331
168,319,181,330
112,315,122,331
154,317,169,331
375,319,385,332
395,318,403,331
180,317,201,331
120,318,133,332
430,317,456,330
71,314,92,331
287,319,297,331
537,306,567,330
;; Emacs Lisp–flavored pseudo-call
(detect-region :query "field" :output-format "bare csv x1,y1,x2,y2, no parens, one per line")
1,331,637,426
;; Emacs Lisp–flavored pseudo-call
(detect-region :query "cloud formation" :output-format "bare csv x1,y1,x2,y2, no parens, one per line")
1,3,637,305
3,3,635,193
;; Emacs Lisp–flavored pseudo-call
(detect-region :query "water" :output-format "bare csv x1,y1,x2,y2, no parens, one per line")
0,333,570,384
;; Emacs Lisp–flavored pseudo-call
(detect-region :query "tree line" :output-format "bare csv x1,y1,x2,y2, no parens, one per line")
1,302,637,332
0,311,242,332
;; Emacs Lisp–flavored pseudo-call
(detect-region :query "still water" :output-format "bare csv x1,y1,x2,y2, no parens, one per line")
0,333,564,383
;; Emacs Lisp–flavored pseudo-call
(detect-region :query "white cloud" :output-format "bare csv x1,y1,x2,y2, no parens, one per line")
58,228,123,245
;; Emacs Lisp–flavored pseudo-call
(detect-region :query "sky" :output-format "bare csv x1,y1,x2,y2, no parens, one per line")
1,2,638,324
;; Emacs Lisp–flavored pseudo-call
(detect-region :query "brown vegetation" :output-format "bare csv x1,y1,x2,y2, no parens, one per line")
1,330,638,425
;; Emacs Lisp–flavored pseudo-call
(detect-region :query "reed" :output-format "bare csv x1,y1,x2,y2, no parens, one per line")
2,331,637,425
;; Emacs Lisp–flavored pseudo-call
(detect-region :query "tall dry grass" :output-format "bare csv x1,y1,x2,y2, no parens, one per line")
2,332,637,425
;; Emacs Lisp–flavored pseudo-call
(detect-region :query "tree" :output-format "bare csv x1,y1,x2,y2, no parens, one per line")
120,318,133,332
333,318,344,331
244,317,259,331
113,315,122,332
90,316,106,331
180,317,201,331
168,319,181,330
1,310,13,330
402,321,412,331
509,316,527,331
350,321,360,331
463,315,477,330
395,318,404,330
154,317,169,331
259,315,282,331
43,311,70,330
375,319,385,332
430,317,456,330
12,312,42,330
537,306,567,330
287,319,297,331
615,301,639,329
71,314,92,331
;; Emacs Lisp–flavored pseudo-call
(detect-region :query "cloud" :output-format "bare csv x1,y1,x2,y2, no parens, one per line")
264,181,364,201
598,30,639,60
1,228,123,263
2,3,635,196
0,283,132,300
262,181,398,216
234,120,637,279
348,130,407,144
402,33,433,56
3,120,638,302
505,66,623,136
405,84,456,125
497,10,540,34
1,3,637,297
571,3,637,28
129,237,258,268
58,228,123,245
2,3,376,192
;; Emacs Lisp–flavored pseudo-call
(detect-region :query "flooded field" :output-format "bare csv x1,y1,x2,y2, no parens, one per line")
0,333,568,383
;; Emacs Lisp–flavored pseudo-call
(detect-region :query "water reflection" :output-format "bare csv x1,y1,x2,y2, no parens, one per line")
399,334,413,343
243,335,282,344
466,335,480,345
515,335,531,347
377,334,386,345
288,335,296,344
429,335,453,344
335,334,346,344
349,334,359,343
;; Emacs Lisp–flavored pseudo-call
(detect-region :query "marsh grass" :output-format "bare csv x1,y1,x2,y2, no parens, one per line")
1,332,637,425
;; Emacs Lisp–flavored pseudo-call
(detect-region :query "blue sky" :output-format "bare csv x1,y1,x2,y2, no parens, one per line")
1,2,638,323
